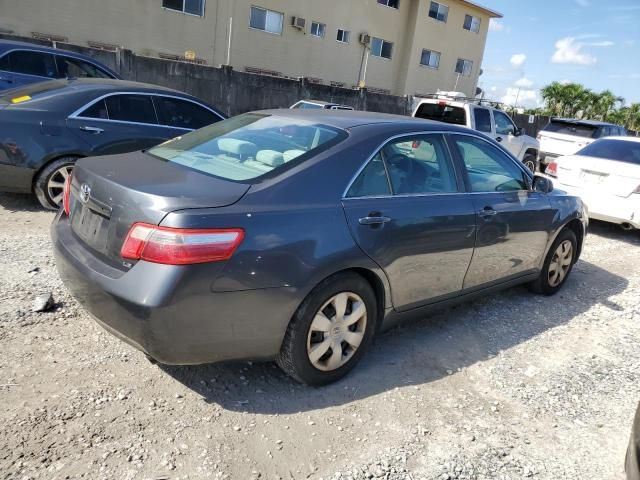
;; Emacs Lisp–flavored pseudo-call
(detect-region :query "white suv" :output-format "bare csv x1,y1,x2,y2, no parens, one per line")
412,93,540,172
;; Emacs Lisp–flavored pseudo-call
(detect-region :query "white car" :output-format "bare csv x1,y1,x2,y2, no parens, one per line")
290,100,354,110
412,94,540,172
537,118,627,168
547,136,640,230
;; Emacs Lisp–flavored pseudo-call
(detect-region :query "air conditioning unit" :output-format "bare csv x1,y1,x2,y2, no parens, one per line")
291,16,306,30
359,33,371,45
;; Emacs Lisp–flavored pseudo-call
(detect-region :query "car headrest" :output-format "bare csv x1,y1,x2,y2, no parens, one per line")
256,150,284,167
217,138,257,158
283,150,306,162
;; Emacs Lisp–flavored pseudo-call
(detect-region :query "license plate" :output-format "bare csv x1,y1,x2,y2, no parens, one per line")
71,205,108,251
580,170,606,184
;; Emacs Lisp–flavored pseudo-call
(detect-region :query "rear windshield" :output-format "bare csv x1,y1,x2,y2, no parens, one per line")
414,103,466,125
543,120,598,139
147,113,347,181
577,139,640,165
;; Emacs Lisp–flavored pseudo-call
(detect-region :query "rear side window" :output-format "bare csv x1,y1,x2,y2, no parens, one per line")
577,139,640,165
415,103,466,126
56,56,111,79
543,120,597,139
347,153,391,197
105,94,157,124
154,96,221,129
473,108,492,133
6,50,57,78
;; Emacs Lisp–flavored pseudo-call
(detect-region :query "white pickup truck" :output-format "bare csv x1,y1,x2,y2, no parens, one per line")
412,93,540,172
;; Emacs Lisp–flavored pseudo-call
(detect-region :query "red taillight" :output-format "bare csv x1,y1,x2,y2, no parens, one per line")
120,223,244,265
62,173,72,216
546,161,558,177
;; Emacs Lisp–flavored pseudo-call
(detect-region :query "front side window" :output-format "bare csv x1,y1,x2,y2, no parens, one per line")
494,110,516,136
420,49,440,68
473,108,492,133
577,139,640,165
154,97,222,130
250,6,284,34
6,51,57,78
371,37,393,59
104,94,158,124
148,113,347,181
337,29,351,43
377,0,400,8
56,56,111,79
453,135,528,192
463,14,481,33
310,22,326,38
428,1,449,22
162,0,205,16
455,58,473,76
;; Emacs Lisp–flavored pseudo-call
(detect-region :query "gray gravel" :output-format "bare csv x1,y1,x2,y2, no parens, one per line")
1,191,639,480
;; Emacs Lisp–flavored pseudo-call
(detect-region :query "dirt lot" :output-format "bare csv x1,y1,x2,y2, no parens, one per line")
1,191,639,480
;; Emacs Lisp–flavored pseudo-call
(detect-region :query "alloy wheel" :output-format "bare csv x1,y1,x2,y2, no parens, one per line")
306,292,367,372
524,159,536,172
47,165,73,206
548,240,573,287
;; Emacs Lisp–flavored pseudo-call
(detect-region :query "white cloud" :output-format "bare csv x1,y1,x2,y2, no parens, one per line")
551,37,597,65
490,86,498,92
510,54,527,67
489,19,509,33
575,0,590,6
501,87,540,108
560,79,572,85
514,77,533,88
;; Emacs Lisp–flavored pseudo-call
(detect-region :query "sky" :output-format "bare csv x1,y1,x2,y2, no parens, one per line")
479,0,640,108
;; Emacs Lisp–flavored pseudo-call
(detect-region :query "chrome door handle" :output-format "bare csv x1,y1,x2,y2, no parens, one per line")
359,216,391,226
496,137,503,143
479,207,497,217
80,126,104,134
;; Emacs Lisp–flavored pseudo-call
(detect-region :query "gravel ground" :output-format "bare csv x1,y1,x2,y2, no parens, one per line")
1,191,639,480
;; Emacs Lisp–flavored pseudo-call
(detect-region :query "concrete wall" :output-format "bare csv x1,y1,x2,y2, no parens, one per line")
0,0,499,96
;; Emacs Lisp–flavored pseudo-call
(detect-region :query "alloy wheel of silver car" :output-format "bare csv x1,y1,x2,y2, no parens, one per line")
306,292,367,372
524,159,536,172
47,165,73,206
548,240,573,287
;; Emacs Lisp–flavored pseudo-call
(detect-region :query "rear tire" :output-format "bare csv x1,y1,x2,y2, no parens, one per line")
528,229,577,295
276,273,377,386
523,153,538,173
34,157,78,210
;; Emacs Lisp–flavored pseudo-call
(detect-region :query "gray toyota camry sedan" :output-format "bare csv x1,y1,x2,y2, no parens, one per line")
52,110,588,385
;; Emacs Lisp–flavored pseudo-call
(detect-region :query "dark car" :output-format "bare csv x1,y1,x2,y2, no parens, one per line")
0,39,120,91
51,110,588,385
0,79,225,208
627,403,640,480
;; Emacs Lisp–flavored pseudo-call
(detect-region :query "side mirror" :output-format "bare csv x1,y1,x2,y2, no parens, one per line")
514,127,524,137
532,175,553,193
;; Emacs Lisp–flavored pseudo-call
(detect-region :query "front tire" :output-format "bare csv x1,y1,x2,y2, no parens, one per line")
277,273,377,386
529,229,577,295
34,157,77,210
523,153,538,173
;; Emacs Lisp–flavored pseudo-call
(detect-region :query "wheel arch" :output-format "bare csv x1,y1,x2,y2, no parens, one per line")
563,218,585,260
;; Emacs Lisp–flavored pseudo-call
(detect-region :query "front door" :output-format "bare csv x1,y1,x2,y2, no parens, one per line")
448,134,554,289
342,134,477,311
492,109,522,159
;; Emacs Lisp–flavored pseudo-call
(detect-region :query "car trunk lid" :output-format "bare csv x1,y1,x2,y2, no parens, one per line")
556,155,640,197
68,151,250,267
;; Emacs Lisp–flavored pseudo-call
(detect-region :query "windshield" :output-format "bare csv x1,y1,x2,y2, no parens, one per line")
543,120,598,138
147,113,347,181
414,103,467,125
577,139,640,165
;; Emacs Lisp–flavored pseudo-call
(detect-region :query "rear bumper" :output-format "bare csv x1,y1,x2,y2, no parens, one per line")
555,183,640,229
51,212,299,364
0,162,34,193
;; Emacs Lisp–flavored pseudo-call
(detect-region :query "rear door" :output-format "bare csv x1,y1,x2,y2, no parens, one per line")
67,93,171,155
448,134,553,288
342,133,476,311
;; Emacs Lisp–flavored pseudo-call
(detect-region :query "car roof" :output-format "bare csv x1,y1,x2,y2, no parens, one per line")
4,78,196,96
0,39,102,62
255,108,475,132
550,118,620,127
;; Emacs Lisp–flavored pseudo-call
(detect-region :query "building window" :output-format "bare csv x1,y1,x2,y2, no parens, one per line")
310,21,326,38
249,6,284,34
455,58,473,76
428,1,449,22
371,37,393,59
463,14,481,33
337,29,350,43
377,0,400,8
420,49,440,68
162,0,205,16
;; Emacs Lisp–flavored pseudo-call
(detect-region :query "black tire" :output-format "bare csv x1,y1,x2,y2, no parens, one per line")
528,228,577,295
34,157,78,210
276,272,377,386
523,153,538,173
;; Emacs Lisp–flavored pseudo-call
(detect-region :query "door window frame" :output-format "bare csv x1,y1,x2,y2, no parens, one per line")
68,91,224,131
492,109,517,136
0,48,115,80
343,131,466,199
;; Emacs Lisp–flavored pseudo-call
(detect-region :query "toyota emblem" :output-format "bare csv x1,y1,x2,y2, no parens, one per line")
79,184,91,203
